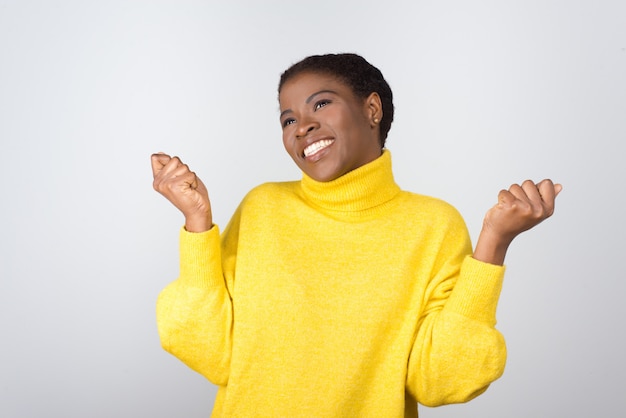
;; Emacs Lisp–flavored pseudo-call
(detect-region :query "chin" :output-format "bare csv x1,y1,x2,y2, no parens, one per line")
299,154,353,182
312,174,340,182
307,166,347,182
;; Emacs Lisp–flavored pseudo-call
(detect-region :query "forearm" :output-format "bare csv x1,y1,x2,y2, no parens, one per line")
472,228,513,266
407,311,507,406
407,257,506,405
185,211,213,233
157,226,233,385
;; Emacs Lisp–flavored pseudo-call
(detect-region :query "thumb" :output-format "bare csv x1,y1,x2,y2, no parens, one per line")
554,183,563,196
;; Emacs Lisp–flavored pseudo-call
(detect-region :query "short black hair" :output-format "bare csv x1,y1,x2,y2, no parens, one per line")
278,53,394,148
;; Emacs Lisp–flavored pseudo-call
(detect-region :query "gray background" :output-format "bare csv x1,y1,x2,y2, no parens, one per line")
1,1,624,417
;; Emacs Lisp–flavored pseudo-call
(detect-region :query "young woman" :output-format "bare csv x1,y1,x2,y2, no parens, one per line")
151,53,561,417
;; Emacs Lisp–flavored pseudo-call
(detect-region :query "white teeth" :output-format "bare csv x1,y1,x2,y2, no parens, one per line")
303,139,334,157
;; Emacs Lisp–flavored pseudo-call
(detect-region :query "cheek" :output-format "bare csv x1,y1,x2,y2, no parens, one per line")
282,130,295,154
328,108,357,131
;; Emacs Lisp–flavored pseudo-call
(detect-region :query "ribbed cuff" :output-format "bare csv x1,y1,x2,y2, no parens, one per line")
179,225,223,288
445,256,506,326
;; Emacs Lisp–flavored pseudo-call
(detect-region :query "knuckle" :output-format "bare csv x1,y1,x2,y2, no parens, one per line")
516,200,531,211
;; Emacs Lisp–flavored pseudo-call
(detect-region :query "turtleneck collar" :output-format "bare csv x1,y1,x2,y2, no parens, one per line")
299,150,401,219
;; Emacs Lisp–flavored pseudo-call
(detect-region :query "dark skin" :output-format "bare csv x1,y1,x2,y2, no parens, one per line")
279,73,383,182
151,71,561,265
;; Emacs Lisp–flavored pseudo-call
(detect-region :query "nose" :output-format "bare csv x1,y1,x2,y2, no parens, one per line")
295,118,319,139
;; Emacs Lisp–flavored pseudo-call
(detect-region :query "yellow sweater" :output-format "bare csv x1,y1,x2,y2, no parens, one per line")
157,151,506,417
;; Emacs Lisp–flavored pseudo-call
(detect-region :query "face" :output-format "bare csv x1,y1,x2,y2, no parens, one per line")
279,72,382,182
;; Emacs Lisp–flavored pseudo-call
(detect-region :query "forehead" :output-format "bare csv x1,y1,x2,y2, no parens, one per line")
279,72,354,105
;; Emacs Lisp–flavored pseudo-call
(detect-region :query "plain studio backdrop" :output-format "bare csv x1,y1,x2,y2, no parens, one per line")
1,1,624,417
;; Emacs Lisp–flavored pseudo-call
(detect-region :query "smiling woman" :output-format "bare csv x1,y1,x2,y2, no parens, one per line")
150,53,561,417
279,72,383,181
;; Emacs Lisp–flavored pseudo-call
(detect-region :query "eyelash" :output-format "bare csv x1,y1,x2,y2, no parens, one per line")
281,99,332,128
314,99,331,110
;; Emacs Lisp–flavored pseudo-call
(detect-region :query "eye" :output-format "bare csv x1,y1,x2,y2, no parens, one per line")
282,118,296,128
314,99,331,111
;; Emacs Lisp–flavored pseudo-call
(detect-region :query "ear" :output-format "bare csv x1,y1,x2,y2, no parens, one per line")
364,92,383,128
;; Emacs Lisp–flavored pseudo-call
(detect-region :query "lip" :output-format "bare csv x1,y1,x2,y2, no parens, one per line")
300,136,335,159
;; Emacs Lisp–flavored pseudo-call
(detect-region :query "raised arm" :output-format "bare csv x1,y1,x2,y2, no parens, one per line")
473,179,562,265
407,180,562,405
151,153,234,385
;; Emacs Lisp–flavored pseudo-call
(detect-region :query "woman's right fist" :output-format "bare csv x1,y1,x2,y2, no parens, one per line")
151,153,213,232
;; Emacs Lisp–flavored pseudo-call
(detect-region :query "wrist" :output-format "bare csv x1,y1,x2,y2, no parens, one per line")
184,212,213,233
473,228,513,266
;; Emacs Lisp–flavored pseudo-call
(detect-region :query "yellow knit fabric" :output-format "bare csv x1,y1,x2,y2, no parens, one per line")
157,151,506,417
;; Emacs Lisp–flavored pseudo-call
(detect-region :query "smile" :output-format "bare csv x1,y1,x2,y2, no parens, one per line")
303,139,334,158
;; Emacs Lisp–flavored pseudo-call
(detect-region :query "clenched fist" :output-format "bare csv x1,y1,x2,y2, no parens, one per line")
151,153,213,232
474,179,562,265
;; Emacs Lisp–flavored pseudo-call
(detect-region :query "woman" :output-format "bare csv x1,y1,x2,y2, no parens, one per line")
151,53,561,417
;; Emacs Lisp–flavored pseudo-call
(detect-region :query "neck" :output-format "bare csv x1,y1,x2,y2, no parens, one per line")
299,150,400,220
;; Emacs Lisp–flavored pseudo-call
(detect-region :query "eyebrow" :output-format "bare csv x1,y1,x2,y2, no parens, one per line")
280,89,338,119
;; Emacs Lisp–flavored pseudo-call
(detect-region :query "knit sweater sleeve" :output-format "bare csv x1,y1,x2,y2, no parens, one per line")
156,216,239,386
406,213,507,407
